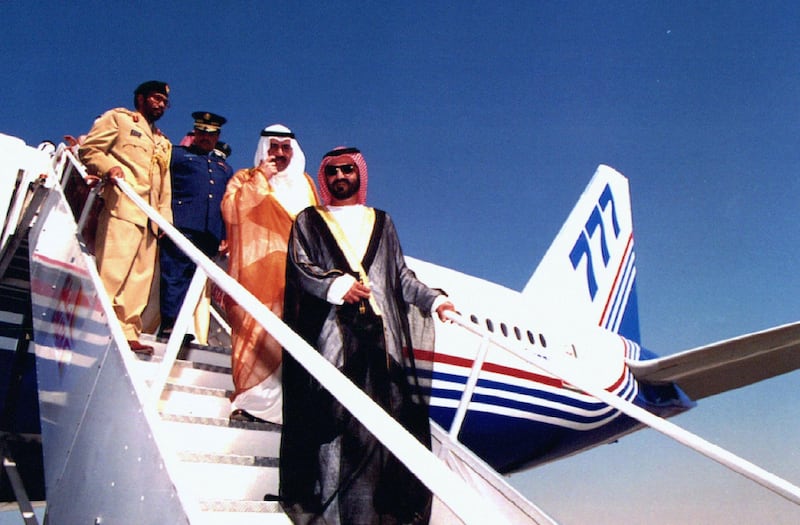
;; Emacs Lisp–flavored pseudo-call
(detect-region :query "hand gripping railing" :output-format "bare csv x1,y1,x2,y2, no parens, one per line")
440,310,800,506
110,178,506,525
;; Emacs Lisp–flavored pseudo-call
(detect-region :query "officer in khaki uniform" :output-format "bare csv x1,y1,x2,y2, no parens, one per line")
79,80,173,355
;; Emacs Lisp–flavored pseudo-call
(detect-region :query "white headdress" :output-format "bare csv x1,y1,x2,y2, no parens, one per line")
254,124,305,176
254,124,310,215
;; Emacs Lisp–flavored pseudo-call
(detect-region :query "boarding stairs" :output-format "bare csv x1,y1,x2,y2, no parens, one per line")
7,134,800,523
135,338,288,524
1,136,557,524
140,332,556,524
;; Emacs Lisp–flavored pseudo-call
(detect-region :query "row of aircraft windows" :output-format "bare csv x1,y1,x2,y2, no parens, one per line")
468,314,547,348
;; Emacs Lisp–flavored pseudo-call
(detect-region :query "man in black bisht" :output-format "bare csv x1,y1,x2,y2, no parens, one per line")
280,147,455,525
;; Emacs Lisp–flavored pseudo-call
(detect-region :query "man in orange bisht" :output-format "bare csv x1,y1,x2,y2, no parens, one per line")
221,124,319,424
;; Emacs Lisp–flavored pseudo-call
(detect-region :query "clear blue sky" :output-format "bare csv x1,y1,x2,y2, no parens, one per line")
4,2,800,523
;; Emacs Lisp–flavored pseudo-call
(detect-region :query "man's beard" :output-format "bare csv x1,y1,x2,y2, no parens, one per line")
143,107,163,123
328,177,360,201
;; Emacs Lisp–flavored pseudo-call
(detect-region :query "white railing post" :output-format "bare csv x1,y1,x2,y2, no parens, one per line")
448,332,492,440
148,266,208,406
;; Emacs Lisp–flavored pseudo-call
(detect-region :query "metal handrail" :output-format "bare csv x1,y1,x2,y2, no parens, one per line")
440,309,800,506
1,150,54,252
104,174,503,524
59,147,800,513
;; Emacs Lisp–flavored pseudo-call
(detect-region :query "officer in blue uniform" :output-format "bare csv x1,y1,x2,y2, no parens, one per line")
159,111,233,336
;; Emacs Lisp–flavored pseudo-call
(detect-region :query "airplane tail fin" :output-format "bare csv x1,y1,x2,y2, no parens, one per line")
522,165,641,343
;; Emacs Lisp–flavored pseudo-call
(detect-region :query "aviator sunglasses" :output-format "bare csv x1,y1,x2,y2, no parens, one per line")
324,164,356,176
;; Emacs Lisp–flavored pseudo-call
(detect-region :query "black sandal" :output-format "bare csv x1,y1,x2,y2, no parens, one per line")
229,409,268,424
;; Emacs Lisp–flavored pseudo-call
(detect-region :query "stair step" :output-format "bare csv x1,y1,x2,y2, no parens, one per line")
195,513,290,525
177,344,232,368
177,451,278,468
141,334,231,361
196,500,291,525
199,500,283,513
164,382,230,399
159,414,281,458
0,276,31,291
128,333,292,521
171,461,278,500
133,358,234,390
159,383,232,419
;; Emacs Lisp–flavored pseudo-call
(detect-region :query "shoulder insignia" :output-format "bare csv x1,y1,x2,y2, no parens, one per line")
112,107,139,122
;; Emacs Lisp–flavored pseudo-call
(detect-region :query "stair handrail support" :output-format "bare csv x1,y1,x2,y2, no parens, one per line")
446,330,492,442
148,266,209,406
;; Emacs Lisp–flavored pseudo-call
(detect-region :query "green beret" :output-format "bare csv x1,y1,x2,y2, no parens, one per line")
134,80,169,97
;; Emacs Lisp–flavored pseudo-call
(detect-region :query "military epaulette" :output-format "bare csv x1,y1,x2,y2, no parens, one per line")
111,107,140,123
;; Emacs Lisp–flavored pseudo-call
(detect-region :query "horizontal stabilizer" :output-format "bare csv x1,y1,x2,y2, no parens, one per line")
628,322,800,400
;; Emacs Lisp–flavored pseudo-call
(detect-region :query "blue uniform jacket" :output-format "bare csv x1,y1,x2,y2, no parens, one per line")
169,145,233,242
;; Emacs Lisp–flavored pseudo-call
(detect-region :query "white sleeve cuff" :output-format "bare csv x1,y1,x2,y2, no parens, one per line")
327,274,357,305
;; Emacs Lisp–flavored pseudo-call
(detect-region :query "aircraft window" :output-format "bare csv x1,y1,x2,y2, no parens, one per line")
470,314,478,324
485,319,494,332
500,323,508,337
539,334,547,347
513,326,521,340
527,330,536,345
